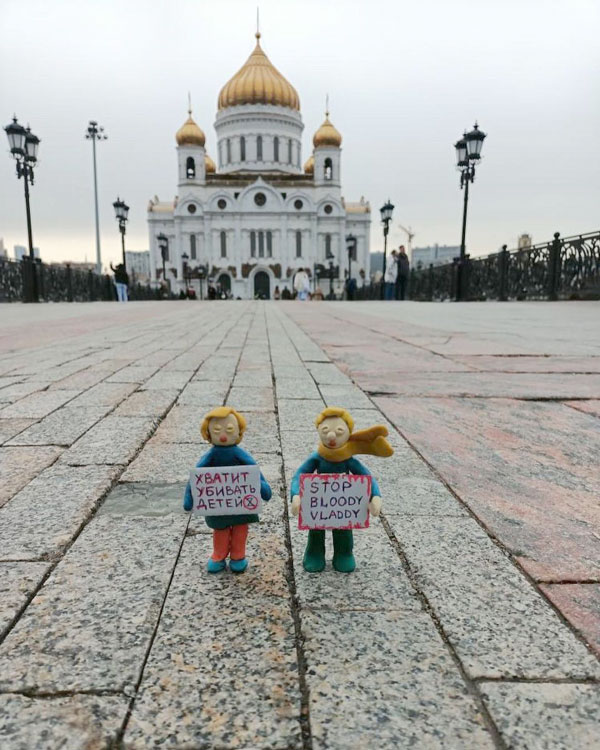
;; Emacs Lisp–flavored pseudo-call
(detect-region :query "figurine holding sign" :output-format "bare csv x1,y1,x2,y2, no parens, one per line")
290,407,393,573
183,406,272,573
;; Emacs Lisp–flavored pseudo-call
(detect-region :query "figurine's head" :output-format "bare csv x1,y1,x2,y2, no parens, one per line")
201,406,247,446
315,407,354,450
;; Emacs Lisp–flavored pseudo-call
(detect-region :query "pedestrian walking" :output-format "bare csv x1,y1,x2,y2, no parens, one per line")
384,250,398,300
395,245,410,300
110,262,129,302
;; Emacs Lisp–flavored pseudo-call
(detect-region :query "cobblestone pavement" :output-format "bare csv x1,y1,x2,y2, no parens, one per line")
0,300,598,750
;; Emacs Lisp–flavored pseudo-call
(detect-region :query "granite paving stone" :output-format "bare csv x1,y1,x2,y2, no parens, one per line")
0,694,128,750
302,609,493,750
565,399,600,418
121,440,203,483
0,445,61,508
0,382,52,404
47,367,112,391
106,363,160,383
227,385,275,411
391,516,600,679
139,368,193,390
69,381,137,407
124,533,302,750
540,583,600,656
0,562,50,635
0,464,119,560
0,418,36,444
319,384,374,409
276,378,322,399
60,415,158,465
98,480,186,517
233,368,274,387
479,682,600,750
176,380,230,406
0,514,188,692
6,405,109,446
278,399,324,431
0,389,80,418
151,404,205,443
113,387,179,417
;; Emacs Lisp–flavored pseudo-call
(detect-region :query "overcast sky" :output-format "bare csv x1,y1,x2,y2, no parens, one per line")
1,0,599,269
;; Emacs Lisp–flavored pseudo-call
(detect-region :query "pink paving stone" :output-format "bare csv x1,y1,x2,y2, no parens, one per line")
372,396,600,582
451,356,600,373
540,584,600,656
564,400,600,418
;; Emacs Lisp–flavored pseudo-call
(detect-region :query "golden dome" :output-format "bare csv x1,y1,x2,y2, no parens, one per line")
313,113,342,148
218,33,300,111
176,111,206,147
303,155,314,174
205,153,216,173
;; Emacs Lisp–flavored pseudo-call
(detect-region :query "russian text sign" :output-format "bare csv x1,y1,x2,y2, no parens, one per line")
190,465,262,516
298,473,371,530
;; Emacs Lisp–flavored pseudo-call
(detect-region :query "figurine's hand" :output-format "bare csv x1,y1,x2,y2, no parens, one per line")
291,495,301,517
369,495,382,517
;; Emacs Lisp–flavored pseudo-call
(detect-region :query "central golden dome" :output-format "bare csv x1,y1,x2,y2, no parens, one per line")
218,33,300,111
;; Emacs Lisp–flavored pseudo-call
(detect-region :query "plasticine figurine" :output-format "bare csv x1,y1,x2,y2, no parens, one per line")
183,406,272,573
290,407,393,573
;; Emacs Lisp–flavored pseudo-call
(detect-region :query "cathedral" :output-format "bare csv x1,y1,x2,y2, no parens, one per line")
147,31,371,299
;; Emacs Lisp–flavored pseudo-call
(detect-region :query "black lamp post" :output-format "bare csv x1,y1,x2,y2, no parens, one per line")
198,264,207,300
112,197,129,270
454,122,486,300
345,234,357,300
182,252,189,296
4,117,41,302
379,199,394,299
85,121,107,274
328,260,334,300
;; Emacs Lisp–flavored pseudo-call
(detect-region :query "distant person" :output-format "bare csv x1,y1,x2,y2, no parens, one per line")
110,262,129,302
345,276,357,301
384,250,398,300
396,246,410,300
294,269,310,301
281,287,292,300
273,285,281,300
313,286,324,301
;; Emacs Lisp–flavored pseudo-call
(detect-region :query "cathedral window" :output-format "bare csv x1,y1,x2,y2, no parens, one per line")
274,136,279,161
267,231,273,258
324,158,332,180
257,136,263,161
250,231,256,257
186,157,196,179
288,139,292,164
258,231,265,258
240,136,246,161
227,139,231,163
296,231,302,258
220,231,227,258
190,235,197,260
325,234,332,259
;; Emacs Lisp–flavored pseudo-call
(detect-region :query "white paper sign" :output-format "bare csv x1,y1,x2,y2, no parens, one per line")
299,473,371,530
190,465,262,516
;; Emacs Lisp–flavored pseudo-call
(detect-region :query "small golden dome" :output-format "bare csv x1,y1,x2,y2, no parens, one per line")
313,113,342,148
205,153,216,173
176,112,206,147
218,33,300,111
303,155,314,174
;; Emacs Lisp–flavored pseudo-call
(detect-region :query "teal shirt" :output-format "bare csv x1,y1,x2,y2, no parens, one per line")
290,452,380,498
183,444,272,529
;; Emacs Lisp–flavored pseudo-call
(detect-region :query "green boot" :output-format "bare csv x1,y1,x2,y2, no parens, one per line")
332,530,355,573
303,530,326,572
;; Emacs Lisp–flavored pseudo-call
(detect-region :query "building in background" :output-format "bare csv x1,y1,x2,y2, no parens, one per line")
411,244,459,269
0,238,7,260
14,245,40,261
518,233,532,249
148,31,371,299
125,251,151,283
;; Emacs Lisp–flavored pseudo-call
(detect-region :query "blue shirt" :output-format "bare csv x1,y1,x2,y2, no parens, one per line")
183,444,272,529
290,452,380,499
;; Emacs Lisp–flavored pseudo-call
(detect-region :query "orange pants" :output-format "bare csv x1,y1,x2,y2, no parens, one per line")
211,524,249,562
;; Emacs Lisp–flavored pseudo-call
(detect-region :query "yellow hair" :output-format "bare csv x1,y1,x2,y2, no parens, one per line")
200,406,247,443
315,406,354,433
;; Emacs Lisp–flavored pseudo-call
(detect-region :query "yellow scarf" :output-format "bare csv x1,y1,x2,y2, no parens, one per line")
317,425,394,463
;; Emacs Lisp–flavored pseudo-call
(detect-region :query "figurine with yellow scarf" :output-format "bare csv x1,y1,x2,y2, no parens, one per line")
290,407,393,573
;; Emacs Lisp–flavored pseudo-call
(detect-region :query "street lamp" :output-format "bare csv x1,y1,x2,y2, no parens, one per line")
345,234,357,300
198,264,207,300
112,197,129,270
4,116,41,302
454,122,486,300
157,233,169,287
328,260,334,300
182,252,189,296
379,199,394,300
85,121,108,274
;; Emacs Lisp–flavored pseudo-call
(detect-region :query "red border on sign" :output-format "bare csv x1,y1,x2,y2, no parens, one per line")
298,473,372,531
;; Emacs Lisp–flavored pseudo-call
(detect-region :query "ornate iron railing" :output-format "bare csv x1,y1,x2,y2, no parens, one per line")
0,257,168,303
409,230,600,301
